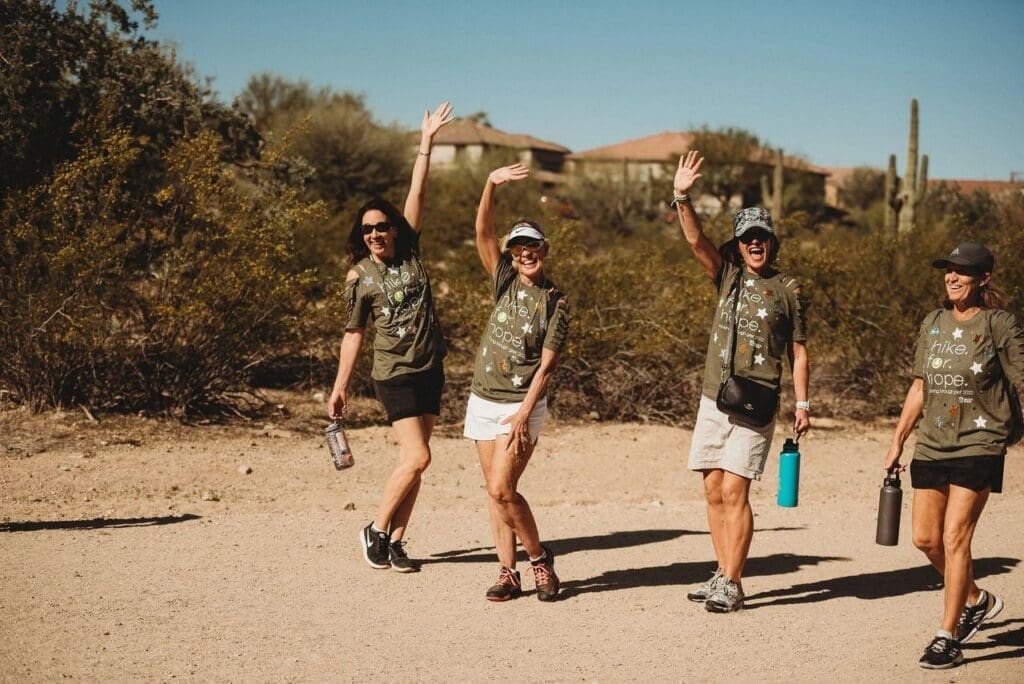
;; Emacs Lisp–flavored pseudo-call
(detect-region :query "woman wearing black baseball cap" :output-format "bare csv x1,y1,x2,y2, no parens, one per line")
884,242,1023,669
463,163,570,603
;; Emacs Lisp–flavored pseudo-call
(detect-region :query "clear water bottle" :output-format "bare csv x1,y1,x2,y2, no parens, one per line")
875,468,902,546
325,421,354,470
776,437,800,508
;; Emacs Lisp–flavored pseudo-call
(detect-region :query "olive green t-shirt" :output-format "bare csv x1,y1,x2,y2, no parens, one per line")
470,255,570,402
701,261,808,400
344,239,446,381
913,308,1024,460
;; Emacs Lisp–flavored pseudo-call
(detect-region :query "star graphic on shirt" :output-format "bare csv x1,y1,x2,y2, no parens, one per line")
482,346,488,356
720,348,729,361
362,276,374,286
511,374,524,387
952,327,964,340
756,308,768,319
521,322,533,334
974,415,987,428
517,290,527,300
381,307,390,316
970,361,983,375
745,278,755,287
754,353,765,365
387,266,400,275
396,326,407,338
713,332,719,343
485,364,493,373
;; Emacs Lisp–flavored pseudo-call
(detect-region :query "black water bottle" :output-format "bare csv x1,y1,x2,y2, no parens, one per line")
875,468,902,546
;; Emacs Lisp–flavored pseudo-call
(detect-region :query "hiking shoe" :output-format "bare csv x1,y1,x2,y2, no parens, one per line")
705,578,744,613
531,545,560,602
955,589,1004,643
359,523,391,569
389,540,420,573
687,568,724,602
919,636,963,669
485,567,522,602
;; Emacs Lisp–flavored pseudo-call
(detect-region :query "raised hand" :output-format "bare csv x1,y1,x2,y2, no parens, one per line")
421,101,454,139
673,150,704,194
489,163,530,186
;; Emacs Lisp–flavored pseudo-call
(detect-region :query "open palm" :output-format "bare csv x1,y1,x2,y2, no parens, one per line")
422,101,454,137
673,150,704,194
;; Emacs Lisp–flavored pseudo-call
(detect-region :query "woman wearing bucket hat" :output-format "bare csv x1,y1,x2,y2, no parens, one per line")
672,151,811,613
327,101,454,573
464,163,570,603
884,242,1022,669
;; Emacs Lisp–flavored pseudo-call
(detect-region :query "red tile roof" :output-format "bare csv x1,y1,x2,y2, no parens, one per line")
928,179,1024,196
569,130,828,175
430,119,569,153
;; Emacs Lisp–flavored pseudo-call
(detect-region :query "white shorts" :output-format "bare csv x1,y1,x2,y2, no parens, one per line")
463,393,548,444
688,395,776,480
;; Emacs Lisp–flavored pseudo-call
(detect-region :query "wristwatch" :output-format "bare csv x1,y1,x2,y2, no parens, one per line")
795,400,810,411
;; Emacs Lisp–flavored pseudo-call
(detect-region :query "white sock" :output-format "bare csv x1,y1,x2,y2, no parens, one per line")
529,551,546,563
936,629,953,640
370,523,387,535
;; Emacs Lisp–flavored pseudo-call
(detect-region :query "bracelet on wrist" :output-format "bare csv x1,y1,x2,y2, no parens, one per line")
670,193,690,208
795,400,810,411
417,151,430,157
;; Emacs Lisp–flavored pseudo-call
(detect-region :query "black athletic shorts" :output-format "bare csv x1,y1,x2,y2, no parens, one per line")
910,454,1004,494
372,365,444,423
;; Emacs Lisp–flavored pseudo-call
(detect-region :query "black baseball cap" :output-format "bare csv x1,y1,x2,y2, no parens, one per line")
931,242,995,273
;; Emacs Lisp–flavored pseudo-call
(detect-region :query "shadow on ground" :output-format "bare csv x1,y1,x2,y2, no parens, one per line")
559,552,846,600
0,513,202,532
745,557,1020,609
962,618,1024,664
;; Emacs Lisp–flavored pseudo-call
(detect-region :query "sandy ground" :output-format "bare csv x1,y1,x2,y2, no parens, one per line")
1,399,1022,682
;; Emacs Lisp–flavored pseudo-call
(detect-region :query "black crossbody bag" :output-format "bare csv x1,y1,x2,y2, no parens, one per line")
715,270,779,427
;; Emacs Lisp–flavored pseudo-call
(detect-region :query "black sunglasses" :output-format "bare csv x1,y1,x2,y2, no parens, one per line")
739,229,772,244
361,222,395,235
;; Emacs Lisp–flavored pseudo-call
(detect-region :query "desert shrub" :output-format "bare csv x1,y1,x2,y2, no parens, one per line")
0,129,322,414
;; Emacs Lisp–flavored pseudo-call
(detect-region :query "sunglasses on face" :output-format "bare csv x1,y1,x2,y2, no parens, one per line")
739,230,772,244
509,241,544,258
361,222,395,235
946,266,983,277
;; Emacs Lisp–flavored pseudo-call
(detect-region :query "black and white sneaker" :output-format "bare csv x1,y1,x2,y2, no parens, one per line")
955,589,1003,643
389,540,420,573
360,523,391,569
918,636,963,670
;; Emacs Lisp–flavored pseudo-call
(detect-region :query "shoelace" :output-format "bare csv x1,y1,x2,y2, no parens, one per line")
374,532,389,558
929,637,953,653
532,562,553,585
391,541,408,559
497,567,520,587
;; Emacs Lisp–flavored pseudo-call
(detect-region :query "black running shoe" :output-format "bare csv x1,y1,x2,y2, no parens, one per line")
918,636,963,670
360,523,390,569
485,567,522,602
531,544,560,602
389,540,420,573
955,590,1003,643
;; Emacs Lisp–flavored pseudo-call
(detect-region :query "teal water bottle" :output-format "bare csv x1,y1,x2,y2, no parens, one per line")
776,437,800,507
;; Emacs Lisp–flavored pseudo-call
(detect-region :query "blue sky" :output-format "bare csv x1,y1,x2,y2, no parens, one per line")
149,0,1024,180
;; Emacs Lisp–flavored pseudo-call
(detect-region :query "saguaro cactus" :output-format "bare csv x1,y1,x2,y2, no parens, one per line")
760,147,784,222
886,99,929,235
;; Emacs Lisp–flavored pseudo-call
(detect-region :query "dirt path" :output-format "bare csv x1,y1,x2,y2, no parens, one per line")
2,411,1021,681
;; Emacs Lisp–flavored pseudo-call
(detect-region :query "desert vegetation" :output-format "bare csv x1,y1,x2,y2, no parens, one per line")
2,0,1021,422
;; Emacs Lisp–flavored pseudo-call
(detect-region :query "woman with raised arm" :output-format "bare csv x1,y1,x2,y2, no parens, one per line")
463,163,570,603
673,151,811,613
327,101,453,573
884,243,1021,670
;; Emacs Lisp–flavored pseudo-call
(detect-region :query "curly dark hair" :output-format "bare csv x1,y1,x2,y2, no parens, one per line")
346,197,418,263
